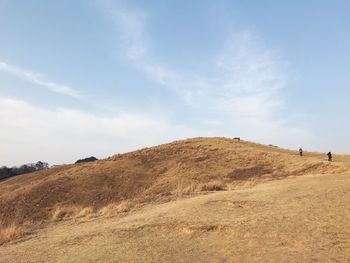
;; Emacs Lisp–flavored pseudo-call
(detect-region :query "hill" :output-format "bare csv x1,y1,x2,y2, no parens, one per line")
0,137,349,262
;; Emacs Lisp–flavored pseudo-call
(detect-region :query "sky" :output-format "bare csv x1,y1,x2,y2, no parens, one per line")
1,0,350,166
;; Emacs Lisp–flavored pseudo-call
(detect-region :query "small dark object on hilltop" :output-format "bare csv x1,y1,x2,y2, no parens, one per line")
75,156,98,164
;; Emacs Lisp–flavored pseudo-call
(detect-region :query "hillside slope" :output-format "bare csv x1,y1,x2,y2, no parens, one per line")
1,172,349,262
0,137,349,261
0,138,346,228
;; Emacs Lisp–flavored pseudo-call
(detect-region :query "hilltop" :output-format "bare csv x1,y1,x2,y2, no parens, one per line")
0,137,349,262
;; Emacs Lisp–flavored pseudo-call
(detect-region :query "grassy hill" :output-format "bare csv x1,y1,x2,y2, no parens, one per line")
0,137,349,262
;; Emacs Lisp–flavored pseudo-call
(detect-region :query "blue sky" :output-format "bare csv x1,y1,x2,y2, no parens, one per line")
1,0,350,166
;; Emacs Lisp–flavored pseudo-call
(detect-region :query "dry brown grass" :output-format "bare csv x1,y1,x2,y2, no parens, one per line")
98,200,133,216
51,206,94,221
175,181,199,196
1,137,350,247
0,224,24,245
1,172,349,262
200,181,226,191
176,180,226,196
77,207,94,217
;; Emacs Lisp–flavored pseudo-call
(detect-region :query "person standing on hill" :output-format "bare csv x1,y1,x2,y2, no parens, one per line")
299,148,303,157
327,152,332,162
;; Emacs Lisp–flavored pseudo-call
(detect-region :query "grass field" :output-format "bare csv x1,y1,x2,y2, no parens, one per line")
0,138,349,262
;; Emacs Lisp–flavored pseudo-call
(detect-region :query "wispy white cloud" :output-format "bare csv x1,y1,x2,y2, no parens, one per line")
99,2,313,147
0,97,202,166
0,61,82,99
101,1,204,103
197,31,313,146
209,32,287,121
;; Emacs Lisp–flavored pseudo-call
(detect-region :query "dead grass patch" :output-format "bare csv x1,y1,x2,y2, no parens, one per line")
200,182,226,191
51,205,94,221
175,180,227,196
75,207,94,218
182,224,231,234
227,165,273,180
98,200,133,216
176,181,199,196
0,224,24,245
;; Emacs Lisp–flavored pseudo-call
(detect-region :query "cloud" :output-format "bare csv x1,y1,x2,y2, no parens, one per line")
200,32,317,147
100,2,313,147
208,32,287,123
0,61,82,99
101,1,203,102
0,97,201,166
0,2,316,166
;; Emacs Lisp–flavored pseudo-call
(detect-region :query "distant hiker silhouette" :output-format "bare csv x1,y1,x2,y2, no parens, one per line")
299,148,303,157
327,152,332,162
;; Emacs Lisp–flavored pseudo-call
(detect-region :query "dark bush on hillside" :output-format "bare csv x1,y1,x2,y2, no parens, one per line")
0,161,49,181
75,156,98,164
